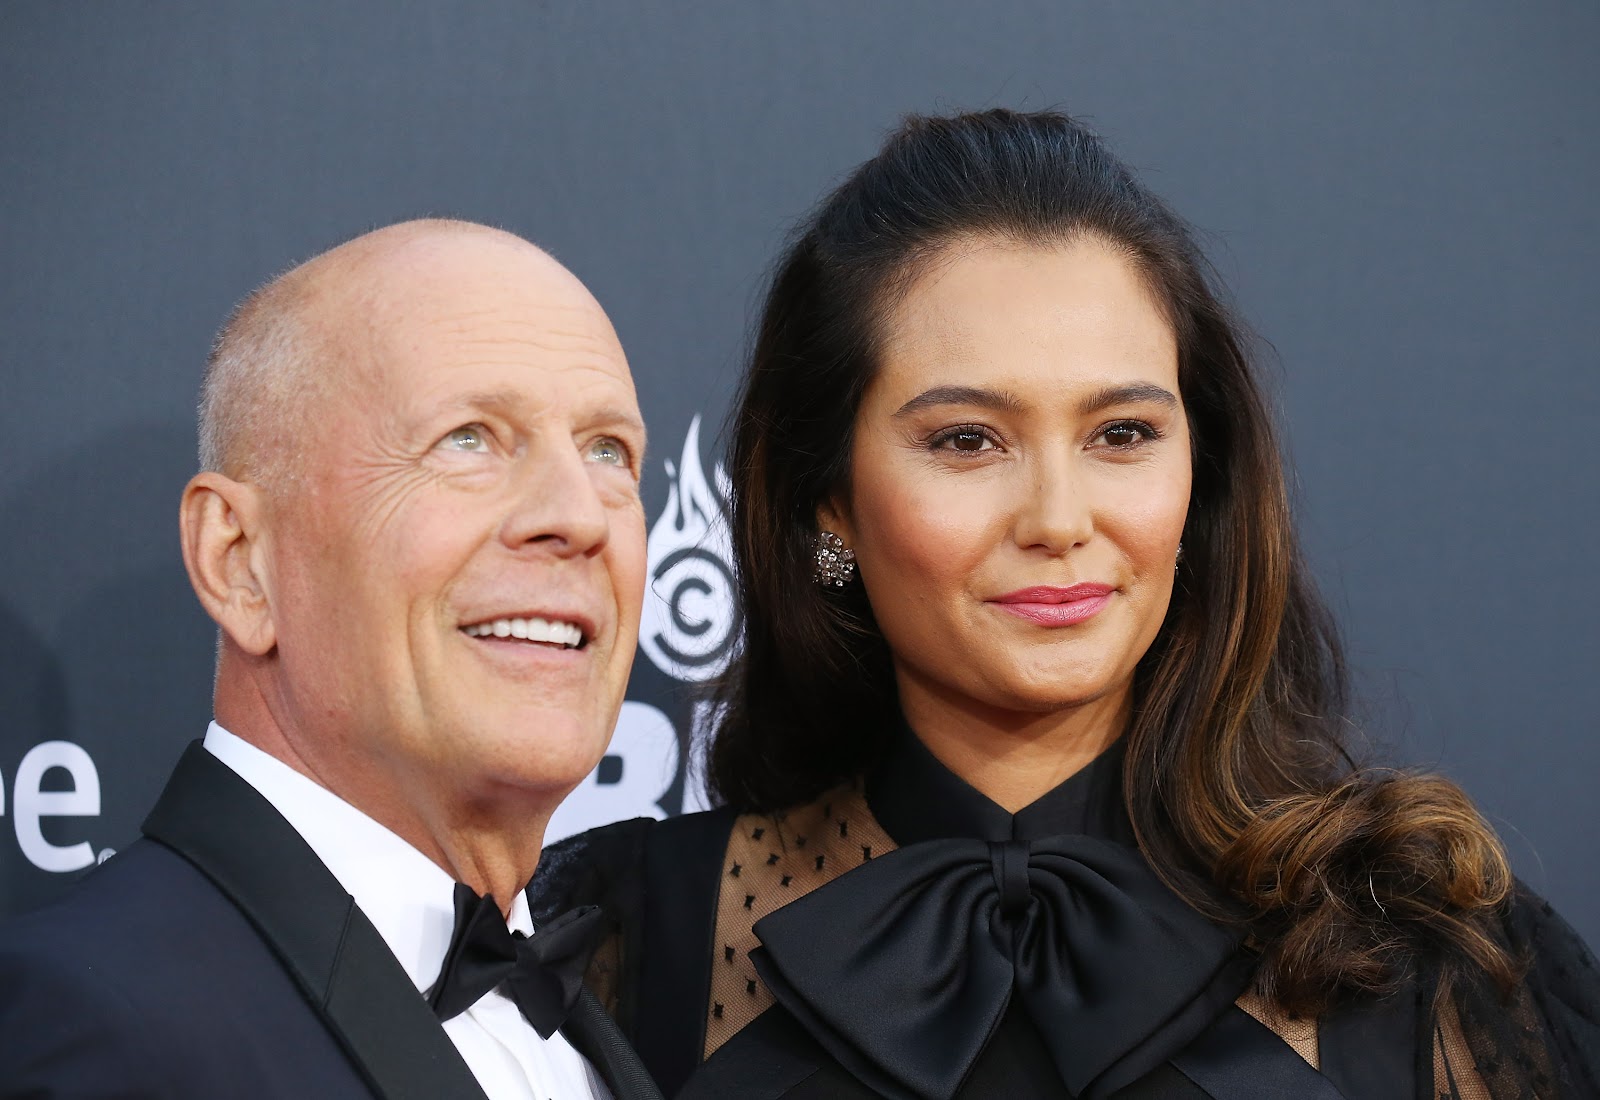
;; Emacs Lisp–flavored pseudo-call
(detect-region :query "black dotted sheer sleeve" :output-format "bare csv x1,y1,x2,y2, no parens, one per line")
1514,888,1600,1096
529,817,659,1026
1443,886,1600,1099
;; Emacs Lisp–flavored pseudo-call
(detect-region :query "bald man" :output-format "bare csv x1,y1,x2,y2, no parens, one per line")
0,221,663,1100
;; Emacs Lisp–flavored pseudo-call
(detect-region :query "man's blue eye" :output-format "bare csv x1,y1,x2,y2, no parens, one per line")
445,426,488,451
588,437,626,465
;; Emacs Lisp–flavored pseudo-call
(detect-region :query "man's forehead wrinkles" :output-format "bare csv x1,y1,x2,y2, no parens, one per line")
450,331,620,358
406,311,620,356
413,361,640,419
419,299,604,329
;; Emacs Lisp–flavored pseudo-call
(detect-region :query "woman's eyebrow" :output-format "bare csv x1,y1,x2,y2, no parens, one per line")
892,385,1027,418
1076,382,1179,416
892,382,1177,419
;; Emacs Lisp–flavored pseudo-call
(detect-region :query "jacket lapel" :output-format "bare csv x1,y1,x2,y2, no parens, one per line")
561,988,666,1100
142,742,488,1100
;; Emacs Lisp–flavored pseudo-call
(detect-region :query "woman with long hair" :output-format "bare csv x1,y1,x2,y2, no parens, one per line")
534,109,1598,1099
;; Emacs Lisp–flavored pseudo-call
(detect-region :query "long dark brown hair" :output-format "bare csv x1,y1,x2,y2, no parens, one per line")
709,109,1518,1013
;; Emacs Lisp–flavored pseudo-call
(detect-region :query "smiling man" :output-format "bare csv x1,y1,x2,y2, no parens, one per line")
0,221,661,1100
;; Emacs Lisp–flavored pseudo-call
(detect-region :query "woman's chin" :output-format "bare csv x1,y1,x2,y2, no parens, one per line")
973,676,1129,719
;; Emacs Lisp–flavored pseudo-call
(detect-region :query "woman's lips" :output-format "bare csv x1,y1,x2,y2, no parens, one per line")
989,583,1114,626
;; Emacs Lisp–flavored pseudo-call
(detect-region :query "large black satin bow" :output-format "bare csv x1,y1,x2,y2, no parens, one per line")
751,834,1248,1100
427,883,604,1039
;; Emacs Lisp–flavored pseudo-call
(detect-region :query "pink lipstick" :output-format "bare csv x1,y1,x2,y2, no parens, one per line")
989,583,1113,626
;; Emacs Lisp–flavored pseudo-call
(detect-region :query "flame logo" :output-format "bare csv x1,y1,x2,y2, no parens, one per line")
638,415,741,682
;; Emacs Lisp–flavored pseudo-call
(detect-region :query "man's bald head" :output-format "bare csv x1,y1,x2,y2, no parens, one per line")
198,219,572,489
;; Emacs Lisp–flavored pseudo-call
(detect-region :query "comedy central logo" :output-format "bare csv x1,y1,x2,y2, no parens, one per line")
637,415,741,684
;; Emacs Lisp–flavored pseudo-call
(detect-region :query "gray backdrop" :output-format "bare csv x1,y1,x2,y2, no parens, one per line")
2,2,1595,948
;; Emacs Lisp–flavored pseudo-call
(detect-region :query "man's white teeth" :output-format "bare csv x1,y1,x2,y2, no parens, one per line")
464,617,583,647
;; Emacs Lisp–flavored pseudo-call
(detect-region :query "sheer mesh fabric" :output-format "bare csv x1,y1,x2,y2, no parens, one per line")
1437,890,1600,1099
584,927,623,1018
528,818,644,1028
1435,988,1494,1100
706,784,892,1057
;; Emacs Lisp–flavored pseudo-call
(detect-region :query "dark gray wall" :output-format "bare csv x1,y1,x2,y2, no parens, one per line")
2,1,1595,947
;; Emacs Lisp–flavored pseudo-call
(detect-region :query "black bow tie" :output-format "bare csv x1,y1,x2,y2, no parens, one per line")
427,883,604,1039
751,835,1251,1100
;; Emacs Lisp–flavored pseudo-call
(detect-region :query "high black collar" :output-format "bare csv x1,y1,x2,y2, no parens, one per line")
865,726,1136,846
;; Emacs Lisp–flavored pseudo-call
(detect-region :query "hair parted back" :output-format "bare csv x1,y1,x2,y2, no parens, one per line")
712,108,1516,1013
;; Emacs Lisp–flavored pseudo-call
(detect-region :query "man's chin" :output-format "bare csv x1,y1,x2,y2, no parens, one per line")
449,714,612,786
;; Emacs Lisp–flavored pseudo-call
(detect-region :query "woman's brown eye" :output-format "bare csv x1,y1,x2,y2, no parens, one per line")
1103,424,1143,447
952,430,986,451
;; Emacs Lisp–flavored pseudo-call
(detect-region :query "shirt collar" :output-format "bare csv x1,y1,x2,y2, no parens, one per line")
865,723,1135,846
201,721,534,994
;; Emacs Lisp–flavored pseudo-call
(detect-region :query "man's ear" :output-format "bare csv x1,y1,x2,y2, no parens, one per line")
179,473,276,656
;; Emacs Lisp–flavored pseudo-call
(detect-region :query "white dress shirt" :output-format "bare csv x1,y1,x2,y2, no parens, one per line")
203,722,612,1100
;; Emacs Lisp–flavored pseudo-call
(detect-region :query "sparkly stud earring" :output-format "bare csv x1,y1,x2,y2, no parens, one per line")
813,531,857,588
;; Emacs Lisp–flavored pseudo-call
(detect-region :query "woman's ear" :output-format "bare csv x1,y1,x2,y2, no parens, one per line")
815,492,857,547
178,472,277,656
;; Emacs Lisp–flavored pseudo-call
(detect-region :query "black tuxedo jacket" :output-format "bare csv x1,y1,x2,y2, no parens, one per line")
0,742,662,1100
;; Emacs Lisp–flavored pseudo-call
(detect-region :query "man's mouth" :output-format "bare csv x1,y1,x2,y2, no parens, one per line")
460,616,587,649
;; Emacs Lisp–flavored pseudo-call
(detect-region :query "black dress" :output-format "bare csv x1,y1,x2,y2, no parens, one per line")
531,733,1600,1099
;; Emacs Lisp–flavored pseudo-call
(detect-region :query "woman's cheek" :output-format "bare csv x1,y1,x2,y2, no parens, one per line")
1096,470,1188,560
863,477,1003,581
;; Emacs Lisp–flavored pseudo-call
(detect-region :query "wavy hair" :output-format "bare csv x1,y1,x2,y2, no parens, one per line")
709,108,1517,1012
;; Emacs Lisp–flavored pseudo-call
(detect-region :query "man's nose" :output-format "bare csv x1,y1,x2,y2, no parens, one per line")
498,438,611,557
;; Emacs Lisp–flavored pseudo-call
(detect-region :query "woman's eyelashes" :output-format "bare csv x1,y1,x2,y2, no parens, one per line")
921,417,1165,458
925,423,1001,454
1092,419,1163,451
